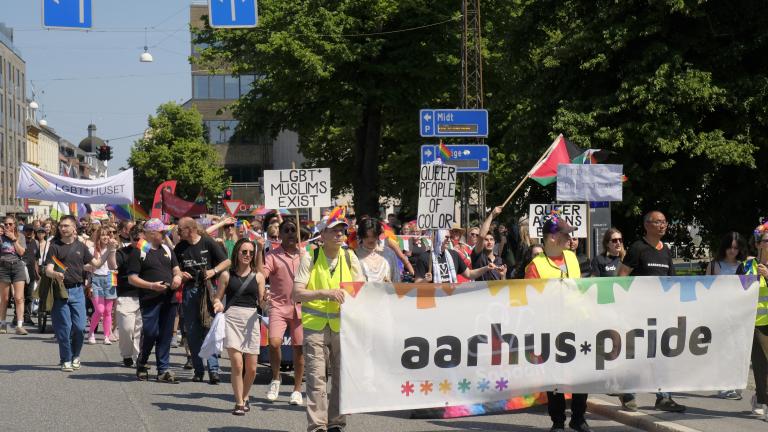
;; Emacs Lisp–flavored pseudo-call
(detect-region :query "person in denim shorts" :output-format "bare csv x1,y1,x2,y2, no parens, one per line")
0,217,29,335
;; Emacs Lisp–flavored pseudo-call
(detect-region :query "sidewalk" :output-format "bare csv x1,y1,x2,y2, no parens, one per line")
588,389,765,432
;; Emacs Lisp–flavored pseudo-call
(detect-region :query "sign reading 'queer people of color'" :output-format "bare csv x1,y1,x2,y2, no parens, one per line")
529,203,587,238
263,168,331,209
417,164,456,230
339,275,759,414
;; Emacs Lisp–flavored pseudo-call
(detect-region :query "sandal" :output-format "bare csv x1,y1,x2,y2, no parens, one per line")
232,404,246,416
243,399,251,412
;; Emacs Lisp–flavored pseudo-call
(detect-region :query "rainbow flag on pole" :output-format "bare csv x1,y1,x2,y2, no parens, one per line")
438,140,451,160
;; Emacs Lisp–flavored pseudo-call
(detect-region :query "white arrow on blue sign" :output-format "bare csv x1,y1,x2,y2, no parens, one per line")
209,0,258,28
42,0,92,29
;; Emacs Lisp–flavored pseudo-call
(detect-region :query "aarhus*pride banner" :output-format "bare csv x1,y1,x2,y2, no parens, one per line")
17,163,134,205
339,276,759,414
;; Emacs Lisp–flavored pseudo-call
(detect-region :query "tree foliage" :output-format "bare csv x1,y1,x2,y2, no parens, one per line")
128,102,230,204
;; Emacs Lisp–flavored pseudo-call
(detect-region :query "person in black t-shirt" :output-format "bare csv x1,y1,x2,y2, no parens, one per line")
470,206,507,281
21,225,39,325
174,217,230,384
590,228,625,277
414,230,496,283
115,224,144,367
618,211,684,413
127,219,182,383
45,215,117,371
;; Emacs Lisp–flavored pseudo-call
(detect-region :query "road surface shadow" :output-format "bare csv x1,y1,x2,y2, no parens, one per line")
0,364,60,373
208,428,290,432
153,402,225,413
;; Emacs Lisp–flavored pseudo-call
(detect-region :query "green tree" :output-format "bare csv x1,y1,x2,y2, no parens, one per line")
481,0,768,250
193,0,461,217
128,102,230,205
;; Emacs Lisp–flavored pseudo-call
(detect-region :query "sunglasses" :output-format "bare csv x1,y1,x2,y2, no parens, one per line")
4,223,14,226
469,232,479,237
239,249,255,256
281,227,297,234
610,238,623,244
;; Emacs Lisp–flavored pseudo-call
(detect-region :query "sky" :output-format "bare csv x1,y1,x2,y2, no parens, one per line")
1,0,195,175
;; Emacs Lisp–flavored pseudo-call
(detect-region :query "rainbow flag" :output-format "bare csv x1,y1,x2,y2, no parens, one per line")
107,200,149,221
51,256,68,272
137,239,151,254
326,206,346,222
110,272,118,287
439,140,451,159
241,220,252,231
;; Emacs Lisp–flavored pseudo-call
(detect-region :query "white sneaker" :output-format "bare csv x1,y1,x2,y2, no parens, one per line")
752,395,765,415
72,357,81,370
104,337,112,345
266,380,281,402
87,334,96,345
289,391,303,406
61,362,73,372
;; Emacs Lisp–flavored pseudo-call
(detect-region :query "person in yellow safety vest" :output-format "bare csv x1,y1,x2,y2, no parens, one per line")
292,214,364,432
524,214,590,432
744,227,768,421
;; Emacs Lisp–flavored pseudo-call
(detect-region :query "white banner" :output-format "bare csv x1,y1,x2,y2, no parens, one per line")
557,164,623,202
340,276,758,414
529,203,587,238
16,163,134,204
417,163,457,230
263,168,331,209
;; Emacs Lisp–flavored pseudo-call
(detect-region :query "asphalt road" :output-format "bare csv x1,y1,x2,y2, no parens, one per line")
0,319,636,432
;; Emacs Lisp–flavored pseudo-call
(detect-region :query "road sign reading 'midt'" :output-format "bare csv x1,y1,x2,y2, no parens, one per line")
209,0,258,28
43,0,92,29
421,144,490,173
420,109,488,137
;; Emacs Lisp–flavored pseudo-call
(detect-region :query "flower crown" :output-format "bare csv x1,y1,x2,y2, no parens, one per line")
755,218,768,240
542,210,562,234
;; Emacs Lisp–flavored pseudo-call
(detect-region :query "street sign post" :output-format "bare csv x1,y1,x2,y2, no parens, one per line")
42,0,92,29
419,109,488,137
421,144,490,173
208,0,258,28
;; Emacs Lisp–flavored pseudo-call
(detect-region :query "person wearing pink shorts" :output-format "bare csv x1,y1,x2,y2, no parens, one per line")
262,219,305,406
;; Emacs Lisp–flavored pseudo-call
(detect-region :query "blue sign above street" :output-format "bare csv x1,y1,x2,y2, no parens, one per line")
420,109,488,137
421,144,490,173
209,0,258,28
43,0,92,29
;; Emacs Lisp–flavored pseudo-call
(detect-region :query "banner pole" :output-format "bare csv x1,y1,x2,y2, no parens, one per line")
501,175,529,208
501,135,562,209
586,202,592,260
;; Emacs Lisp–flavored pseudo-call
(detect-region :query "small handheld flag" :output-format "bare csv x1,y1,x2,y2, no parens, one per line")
51,256,68,272
137,239,152,254
111,272,118,287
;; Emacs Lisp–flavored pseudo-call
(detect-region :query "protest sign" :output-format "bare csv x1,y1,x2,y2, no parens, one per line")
340,275,758,414
17,163,134,204
263,168,331,209
417,164,457,230
556,164,623,202
529,203,587,238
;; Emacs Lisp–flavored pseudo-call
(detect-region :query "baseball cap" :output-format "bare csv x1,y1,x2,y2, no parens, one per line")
144,218,168,232
542,217,577,235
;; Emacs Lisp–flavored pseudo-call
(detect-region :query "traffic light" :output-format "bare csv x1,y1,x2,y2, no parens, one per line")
106,146,113,160
224,188,233,199
97,145,108,161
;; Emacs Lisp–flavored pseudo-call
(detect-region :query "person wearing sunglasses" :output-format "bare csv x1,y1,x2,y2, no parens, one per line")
262,219,306,405
619,211,685,413
0,216,28,335
213,238,266,415
590,228,625,278
86,224,120,345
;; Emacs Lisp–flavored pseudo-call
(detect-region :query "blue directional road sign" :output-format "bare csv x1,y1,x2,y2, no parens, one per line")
421,144,490,173
43,0,92,29
420,109,488,138
209,0,258,28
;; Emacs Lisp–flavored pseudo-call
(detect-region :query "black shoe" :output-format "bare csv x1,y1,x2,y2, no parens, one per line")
192,373,204,382
157,371,180,384
183,357,193,370
327,427,345,432
568,419,592,432
549,424,565,432
209,372,220,385
619,394,638,412
655,397,686,412
136,366,149,381
123,358,134,368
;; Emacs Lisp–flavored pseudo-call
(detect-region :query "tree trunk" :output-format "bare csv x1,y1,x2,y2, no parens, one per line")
353,100,383,218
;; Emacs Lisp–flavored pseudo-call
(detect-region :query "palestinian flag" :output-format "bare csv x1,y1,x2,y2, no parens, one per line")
529,134,586,186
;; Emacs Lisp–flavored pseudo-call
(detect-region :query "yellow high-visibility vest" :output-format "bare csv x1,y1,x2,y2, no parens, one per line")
302,248,352,332
531,249,581,279
743,259,768,326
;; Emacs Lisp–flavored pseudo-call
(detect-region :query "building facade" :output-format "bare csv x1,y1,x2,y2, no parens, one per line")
0,23,27,214
185,3,304,190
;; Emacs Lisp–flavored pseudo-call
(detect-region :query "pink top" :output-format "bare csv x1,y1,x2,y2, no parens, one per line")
263,246,302,318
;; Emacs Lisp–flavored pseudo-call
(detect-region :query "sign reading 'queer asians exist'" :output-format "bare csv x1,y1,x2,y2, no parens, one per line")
263,168,331,209
417,163,456,230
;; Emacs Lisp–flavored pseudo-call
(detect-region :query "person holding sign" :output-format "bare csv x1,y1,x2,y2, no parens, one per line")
471,206,507,281
414,230,497,283
292,213,364,432
523,214,590,432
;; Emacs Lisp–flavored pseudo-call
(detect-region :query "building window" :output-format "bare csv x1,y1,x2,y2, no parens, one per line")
193,75,208,99
240,75,254,96
204,119,239,144
224,75,239,99
0,58,3,89
209,75,224,99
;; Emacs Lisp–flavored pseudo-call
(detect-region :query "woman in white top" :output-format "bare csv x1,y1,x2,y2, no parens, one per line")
86,224,119,345
354,217,391,282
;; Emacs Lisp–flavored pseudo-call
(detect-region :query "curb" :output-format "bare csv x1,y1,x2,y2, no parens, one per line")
587,398,703,432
